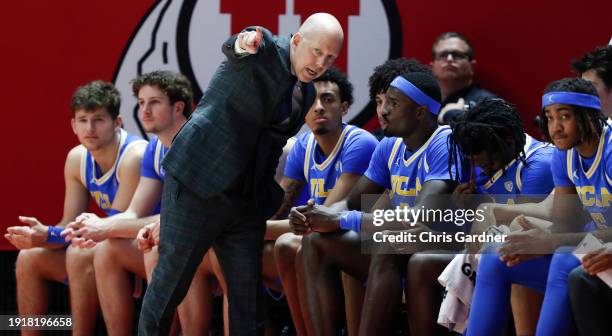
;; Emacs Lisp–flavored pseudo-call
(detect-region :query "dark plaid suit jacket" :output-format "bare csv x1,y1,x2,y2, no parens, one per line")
162,27,315,218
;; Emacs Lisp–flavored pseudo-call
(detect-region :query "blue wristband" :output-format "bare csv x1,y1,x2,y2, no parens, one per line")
339,210,362,233
46,226,66,244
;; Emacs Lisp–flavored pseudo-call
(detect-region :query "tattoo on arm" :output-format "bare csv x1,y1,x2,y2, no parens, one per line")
270,178,306,220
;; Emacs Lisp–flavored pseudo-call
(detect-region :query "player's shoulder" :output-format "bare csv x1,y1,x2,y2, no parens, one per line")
345,125,378,144
428,126,452,148
66,144,87,163
118,133,148,172
374,136,402,160
64,145,87,182
294,130,313,148
122,133,148,157
145,135,159,151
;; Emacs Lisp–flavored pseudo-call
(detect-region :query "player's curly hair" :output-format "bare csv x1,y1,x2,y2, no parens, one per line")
131,70,194,118
368,58,432,100
572,45,612,88
71,80,121,119
314,67,354,107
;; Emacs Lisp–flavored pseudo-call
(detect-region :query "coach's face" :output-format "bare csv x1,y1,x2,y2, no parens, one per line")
291,31,342,83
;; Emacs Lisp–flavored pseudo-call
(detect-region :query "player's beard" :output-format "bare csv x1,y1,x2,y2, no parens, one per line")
313,127,330,135
382,125,395,137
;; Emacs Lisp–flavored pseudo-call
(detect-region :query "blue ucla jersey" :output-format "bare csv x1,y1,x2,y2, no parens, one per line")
140,136,169,214
284,124,378,205
365,126,458,208
475,135,555,203
551,126,612,229
141,136,168,181
79,129,147,216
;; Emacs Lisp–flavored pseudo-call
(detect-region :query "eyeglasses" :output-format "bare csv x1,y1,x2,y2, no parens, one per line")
434,50,470,61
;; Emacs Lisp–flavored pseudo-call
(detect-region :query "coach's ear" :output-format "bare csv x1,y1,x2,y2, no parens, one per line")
291,32,302,51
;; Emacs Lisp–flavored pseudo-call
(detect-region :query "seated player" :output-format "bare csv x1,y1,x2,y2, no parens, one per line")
369,58,434,140
4,81,146,335
64,71,229,336
295,69,463,335
416,97,554,335
466,78,612,336
266,68,377,335
568,242,612,336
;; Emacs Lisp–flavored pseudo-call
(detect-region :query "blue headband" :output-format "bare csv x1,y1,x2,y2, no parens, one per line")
541,92,601,110
390,76,441,115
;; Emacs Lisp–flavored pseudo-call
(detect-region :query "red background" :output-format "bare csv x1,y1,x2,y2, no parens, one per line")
0,0,610,249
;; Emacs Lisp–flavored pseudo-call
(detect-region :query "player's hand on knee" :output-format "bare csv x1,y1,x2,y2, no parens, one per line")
68,236,96,249
151,221,160,246
289,201,313,235
4,216,48,249
582,245,612,275
137,226,152,252
302,200,342,233
137,222,158,252
65,213,109,243
289,208,310,235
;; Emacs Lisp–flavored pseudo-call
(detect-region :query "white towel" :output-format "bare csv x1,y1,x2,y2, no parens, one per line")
437,253,478,333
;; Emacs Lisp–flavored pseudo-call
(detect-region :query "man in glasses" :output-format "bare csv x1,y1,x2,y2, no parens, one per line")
431,32,496,124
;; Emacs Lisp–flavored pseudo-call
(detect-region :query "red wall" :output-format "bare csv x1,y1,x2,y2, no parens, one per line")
0,0,610,250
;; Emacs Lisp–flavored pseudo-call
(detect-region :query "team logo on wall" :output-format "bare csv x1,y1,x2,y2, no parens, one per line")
114,0,402,137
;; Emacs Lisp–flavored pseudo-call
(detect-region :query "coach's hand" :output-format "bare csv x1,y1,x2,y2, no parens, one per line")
4,216,49,249
237,27,263,54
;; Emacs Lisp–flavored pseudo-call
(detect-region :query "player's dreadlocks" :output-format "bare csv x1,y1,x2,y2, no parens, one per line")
448,98,527,182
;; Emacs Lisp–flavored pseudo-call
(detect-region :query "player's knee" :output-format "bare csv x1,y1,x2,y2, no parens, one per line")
143,247,159,276
93,239,120,270
567,267,588,296
301,232,327,261
369,254,397,276
274,233,300,267
407,253,432,283
478,252,507,277
263,241,275,258
65,246,95,275
15,248,43,280
303,231,340,256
